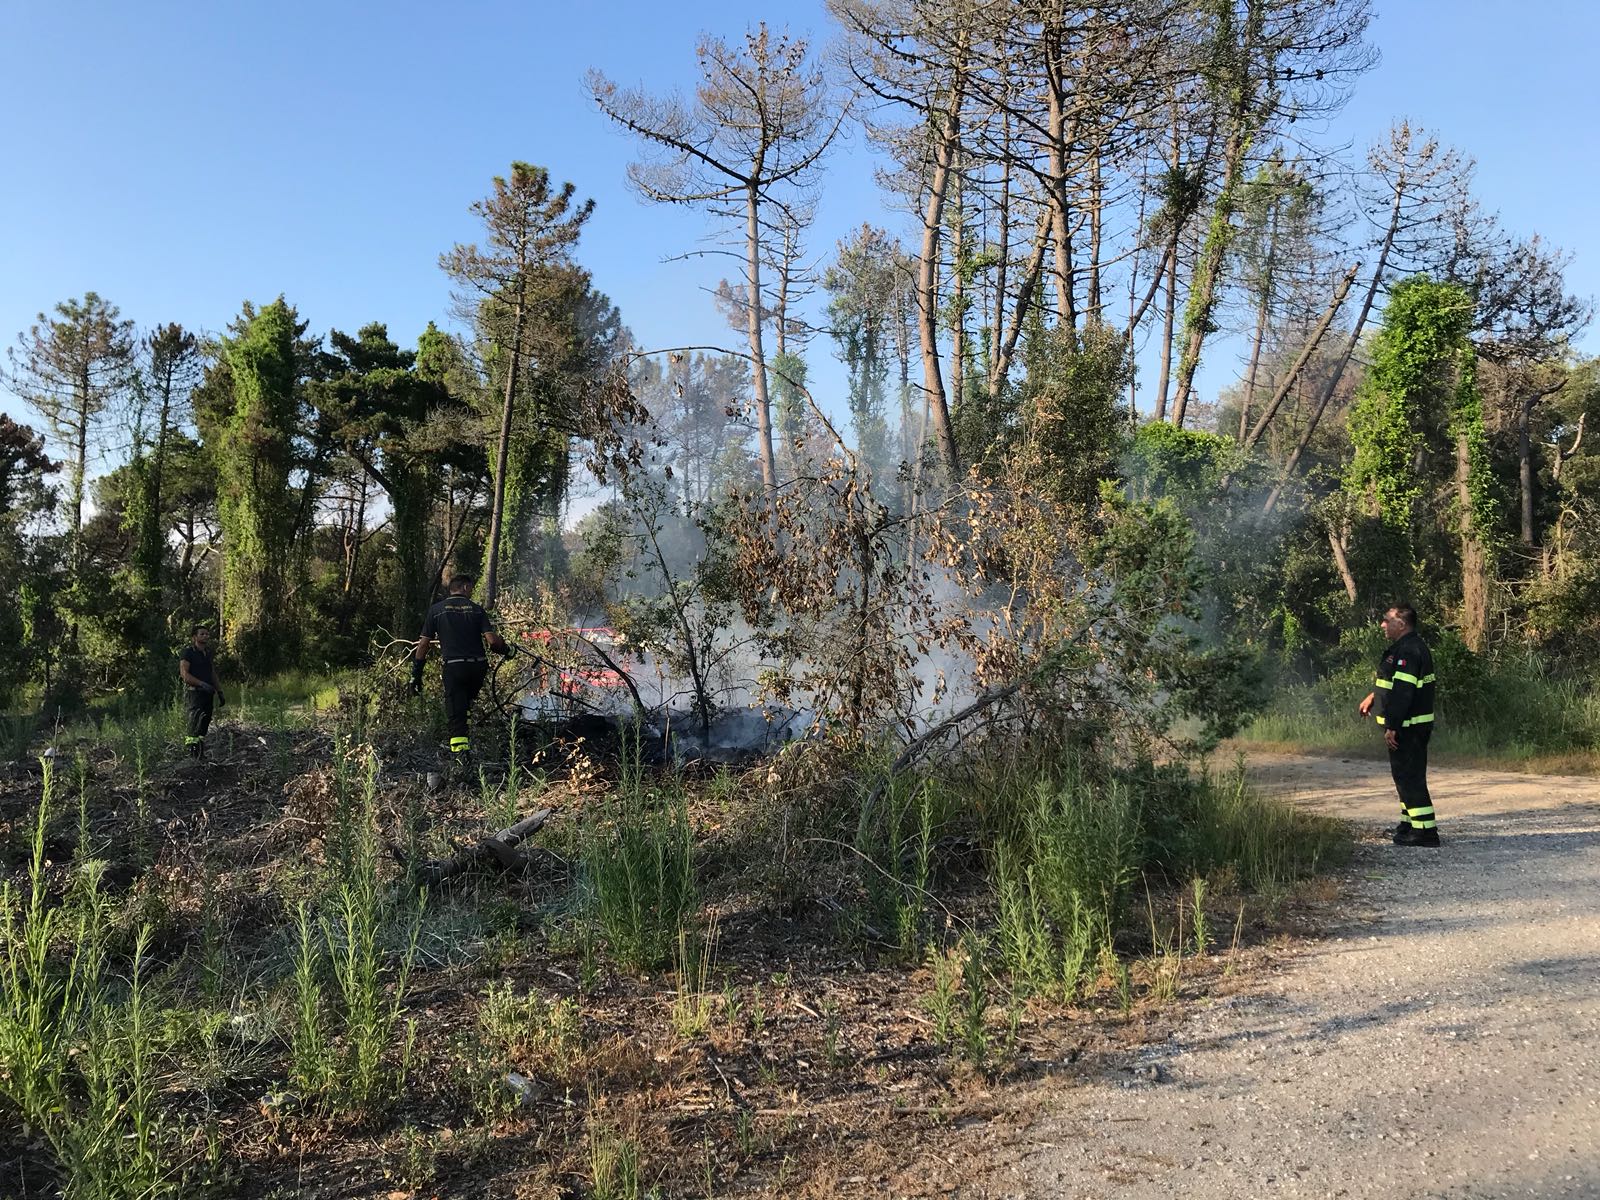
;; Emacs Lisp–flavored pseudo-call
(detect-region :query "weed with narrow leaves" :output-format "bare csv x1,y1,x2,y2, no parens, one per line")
480,982,582,1076
1225,902,1246,977
924,945,960,1047
959,935,990,1067
590,1123,643,1200
734,1109,760,1159
1,763,196,1195
671,920,719,1040
855,777,944,959
1191,877,1211,955
290,901,329,1097
581,775,696,970
74,749,93,859
989,763,1135,998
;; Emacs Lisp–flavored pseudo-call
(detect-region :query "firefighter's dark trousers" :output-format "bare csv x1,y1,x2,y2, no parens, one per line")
184,688,214,758
1388,725,1436,830
442,658,489,756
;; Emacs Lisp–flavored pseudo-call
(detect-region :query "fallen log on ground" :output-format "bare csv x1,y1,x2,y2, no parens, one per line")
387,807,554,888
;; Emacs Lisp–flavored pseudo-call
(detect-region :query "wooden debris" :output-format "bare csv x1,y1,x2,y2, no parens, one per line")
388,807,554,888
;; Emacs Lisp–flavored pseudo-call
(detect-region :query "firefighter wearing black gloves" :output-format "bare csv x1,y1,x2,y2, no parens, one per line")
1358,603,1439,846
413,573,511,762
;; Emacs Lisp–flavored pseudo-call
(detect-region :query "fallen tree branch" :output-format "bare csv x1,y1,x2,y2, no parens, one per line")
863,679,1030,811
388,807,554,889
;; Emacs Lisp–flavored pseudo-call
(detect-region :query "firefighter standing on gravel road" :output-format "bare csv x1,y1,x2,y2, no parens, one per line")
1358,603,1440,847
412,573,511,763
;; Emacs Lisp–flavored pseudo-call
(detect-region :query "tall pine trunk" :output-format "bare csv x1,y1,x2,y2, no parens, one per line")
483,296,526,608
1457,429,1490,651
918,76,964,477
746,180,778,494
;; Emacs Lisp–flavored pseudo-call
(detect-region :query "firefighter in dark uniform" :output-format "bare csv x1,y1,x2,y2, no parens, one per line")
412,573,511,761
178,624,225,759
1358,603,1439,846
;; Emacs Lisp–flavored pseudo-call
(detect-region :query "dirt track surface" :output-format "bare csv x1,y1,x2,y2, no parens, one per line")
966,753,1600,1200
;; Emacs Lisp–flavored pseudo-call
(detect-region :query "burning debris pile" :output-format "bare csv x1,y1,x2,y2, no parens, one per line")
487,360,1255,780
498,621,811,764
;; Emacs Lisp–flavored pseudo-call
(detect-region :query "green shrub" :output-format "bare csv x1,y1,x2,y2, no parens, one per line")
854,776,948,958
1149,761,1349,890
984,764,1136,997
580,783,696,970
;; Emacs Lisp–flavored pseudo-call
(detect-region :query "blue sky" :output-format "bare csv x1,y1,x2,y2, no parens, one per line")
3,0,1596,444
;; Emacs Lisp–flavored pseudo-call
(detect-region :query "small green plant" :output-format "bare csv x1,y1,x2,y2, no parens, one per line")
1225,902,1246,976
671,921,719,1040
290,901,329,1097
924,945,960,1047
1190,877,1210,955
292,752,424,1115
721,978,744,1032
733,1108,760,1158
581,779,696,970
994,841,1098,1000
855,777,942,959
320,797,423,1110
959,934,990,1067
1150,951,1182,1002
1146,884,1182,1003
198,870,227,1003
589,1122,643,1200
820,998,846,1069
1,764,196,1195
74,748,92,859
393,1127,438,1193
479,982,582,1076
989,763,1135,999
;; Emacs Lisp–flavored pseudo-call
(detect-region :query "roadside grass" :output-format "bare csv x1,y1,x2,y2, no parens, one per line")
1241,665,1600,773
1,693,1351,1199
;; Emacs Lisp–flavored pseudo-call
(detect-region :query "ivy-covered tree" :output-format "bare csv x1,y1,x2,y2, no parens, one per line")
203,299,307,674
1345,276,1494,645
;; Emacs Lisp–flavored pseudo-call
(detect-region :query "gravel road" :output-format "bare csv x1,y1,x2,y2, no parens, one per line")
968,753,1600,1200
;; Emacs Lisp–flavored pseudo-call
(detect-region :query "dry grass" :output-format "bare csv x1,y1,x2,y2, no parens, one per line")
0,710,1353,1199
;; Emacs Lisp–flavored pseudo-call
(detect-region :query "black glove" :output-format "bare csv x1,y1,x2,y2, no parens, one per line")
410,658,425,695
216,691,226,707
493,640,514,659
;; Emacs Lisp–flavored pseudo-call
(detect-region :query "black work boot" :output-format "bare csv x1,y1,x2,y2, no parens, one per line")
1393,824,1440,847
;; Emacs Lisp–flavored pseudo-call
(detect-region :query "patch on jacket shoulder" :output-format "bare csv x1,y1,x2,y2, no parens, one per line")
1397,658,1406,666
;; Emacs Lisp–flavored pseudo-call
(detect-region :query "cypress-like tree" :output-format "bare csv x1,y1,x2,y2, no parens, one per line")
215,299,302,673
